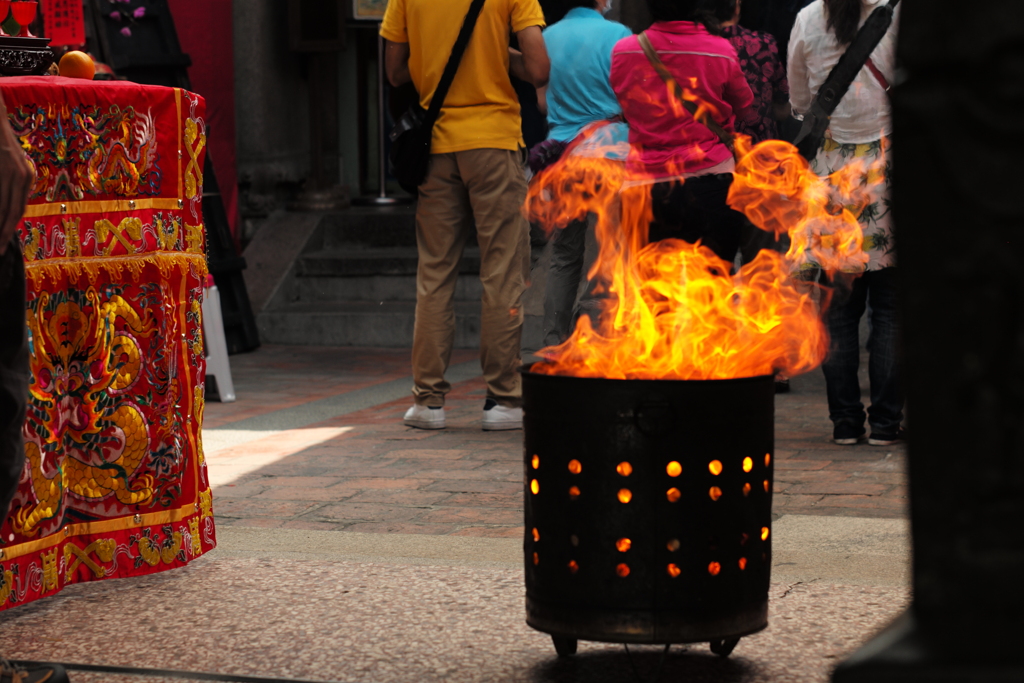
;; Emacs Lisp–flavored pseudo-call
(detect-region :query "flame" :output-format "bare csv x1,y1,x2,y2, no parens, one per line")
525,127,882,380
666,461,682,477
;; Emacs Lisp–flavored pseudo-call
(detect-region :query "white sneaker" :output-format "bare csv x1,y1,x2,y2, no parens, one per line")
482,402,522,431
403,404,446,429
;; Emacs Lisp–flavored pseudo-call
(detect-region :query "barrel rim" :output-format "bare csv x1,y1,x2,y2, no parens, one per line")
520,363,774,386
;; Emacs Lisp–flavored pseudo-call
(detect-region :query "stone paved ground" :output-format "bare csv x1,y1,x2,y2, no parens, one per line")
205,345,908,535
0,344,911,683
204,346,479,429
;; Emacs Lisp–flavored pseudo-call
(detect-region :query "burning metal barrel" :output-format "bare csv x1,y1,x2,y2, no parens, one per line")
522,368,774,656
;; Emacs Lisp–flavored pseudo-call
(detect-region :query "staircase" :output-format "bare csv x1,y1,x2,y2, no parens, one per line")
256,206,545,349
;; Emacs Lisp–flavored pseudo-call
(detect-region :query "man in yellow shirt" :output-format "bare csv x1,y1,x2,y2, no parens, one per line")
382,0,549,431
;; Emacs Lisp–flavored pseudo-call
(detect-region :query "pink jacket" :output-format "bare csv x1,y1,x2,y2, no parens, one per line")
611,22,754,178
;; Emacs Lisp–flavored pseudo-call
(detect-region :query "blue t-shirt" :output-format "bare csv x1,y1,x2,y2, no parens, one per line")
543,7,632,143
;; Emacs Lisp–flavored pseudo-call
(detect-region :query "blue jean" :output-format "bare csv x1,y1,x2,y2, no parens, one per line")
542,217,588,347
822,267,904,434
541,213,613,348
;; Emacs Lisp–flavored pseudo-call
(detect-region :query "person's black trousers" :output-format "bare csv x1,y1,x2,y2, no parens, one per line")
0,239,27,518
648,174,746,263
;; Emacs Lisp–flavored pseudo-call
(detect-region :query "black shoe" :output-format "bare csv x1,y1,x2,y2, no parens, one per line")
869,427,907,447
1,659,70,683
833,422,866,445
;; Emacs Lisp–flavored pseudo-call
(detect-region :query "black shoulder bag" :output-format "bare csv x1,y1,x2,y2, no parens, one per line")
388,0,488,193
792,0,900,160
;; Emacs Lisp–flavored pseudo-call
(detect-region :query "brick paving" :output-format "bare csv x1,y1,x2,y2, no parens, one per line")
205,345,907,536
204,345,478,428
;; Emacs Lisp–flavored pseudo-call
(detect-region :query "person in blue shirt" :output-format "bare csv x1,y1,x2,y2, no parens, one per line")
537,0,631,347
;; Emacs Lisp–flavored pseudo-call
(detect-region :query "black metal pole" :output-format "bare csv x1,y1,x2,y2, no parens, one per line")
833,2,1024,679
352,24,410,206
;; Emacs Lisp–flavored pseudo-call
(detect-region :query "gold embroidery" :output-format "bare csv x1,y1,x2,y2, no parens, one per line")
199,489,213,519
189,518,202,556
41,549,59,592
62,217,81,257
64,539,116,581
16,292,157,537
22,222,42,261
24,253,207,289
194,392,206,467
156,214,182,251
184,118,206,200
137,531,182,566
95,217,144,256
23,198,183,218
0,566,14,604
184,223,204,254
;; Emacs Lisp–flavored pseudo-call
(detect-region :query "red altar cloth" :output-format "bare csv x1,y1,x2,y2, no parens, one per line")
1,77,215,609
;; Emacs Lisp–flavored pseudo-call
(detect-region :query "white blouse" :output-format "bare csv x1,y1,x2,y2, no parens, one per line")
787,0,900,144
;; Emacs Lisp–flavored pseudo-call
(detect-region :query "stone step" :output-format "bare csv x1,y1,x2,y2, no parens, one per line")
249,206,546,350
258,300,542,348
296,247,481,278
314,207,480,250
279,272,484,304
316,206,418,249
258,301,475,348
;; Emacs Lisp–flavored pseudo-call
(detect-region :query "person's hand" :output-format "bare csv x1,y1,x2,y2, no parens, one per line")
0,91,34,256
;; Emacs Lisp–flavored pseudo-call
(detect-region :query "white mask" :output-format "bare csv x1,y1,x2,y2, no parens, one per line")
601,0,613,15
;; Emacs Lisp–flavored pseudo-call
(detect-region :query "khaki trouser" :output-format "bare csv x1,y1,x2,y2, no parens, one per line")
412,149,530,408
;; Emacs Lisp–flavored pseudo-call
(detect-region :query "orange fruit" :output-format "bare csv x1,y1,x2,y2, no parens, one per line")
58,51,96,80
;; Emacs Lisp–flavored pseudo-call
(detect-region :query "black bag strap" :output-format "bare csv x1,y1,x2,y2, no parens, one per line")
637,31,735,152
422,0,488,130
796,0,900,144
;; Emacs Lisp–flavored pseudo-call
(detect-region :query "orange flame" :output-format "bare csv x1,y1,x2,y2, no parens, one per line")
525,128,880,381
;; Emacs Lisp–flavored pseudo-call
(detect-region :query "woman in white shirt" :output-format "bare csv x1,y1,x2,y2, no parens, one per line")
788,0,904,447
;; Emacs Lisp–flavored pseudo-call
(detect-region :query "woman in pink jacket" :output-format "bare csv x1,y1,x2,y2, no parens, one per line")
610,0,754,262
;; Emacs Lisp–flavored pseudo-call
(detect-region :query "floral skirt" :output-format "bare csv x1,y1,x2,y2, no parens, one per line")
808,136,894,271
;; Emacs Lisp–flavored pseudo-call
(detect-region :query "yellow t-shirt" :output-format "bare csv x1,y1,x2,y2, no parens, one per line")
381,0,546,154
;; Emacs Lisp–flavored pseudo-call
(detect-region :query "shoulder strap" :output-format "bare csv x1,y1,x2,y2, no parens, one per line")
423,0,488,129
865,57,890,91
636,32,734,151
810,0,899,119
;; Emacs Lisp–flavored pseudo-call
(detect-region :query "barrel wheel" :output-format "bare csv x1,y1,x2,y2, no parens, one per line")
552,636,578,657
709,638,740,657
